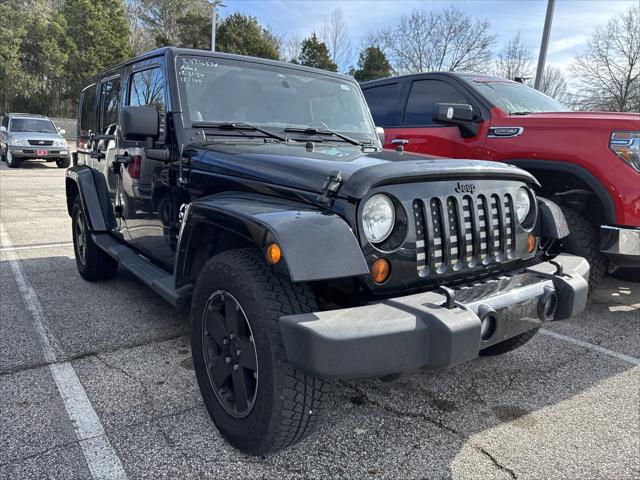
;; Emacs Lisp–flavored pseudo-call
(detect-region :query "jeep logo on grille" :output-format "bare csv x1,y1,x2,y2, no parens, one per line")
454,182,475,194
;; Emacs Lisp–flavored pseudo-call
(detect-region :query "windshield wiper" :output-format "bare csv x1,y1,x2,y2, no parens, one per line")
283,126,361,146
192,121,288,142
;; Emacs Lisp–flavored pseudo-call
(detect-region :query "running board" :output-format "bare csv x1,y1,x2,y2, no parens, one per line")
92,233,192,308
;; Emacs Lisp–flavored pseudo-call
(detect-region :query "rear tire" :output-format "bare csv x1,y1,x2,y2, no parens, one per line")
56,156,71,168
559,207,605,293
479,328,539,356
71,196,118,281
191,248,330,455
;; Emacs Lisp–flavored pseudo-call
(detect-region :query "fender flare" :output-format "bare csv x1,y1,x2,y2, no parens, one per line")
175,192,370,286
506,159,615,224
535,197,569,239
65,165,116,231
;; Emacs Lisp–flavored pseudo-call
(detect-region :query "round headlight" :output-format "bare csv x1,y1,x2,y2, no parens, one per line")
362,194,395,243
515,187,532,223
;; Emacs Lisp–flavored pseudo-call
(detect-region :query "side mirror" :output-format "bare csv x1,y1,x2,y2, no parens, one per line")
432,103,478,138
120,106,159,142
58,128,66,136
375,126,385,146
0,126,6,133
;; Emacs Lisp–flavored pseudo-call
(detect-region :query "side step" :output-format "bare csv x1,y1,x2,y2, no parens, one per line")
92,233,192,308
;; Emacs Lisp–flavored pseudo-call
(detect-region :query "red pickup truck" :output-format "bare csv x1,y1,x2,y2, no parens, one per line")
362,73,640,290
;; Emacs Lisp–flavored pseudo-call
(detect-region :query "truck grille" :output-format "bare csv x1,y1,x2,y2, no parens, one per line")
28,140,53,146
413,193,515,275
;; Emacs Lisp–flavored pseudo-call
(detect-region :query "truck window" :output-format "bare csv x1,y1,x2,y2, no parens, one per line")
363,83,402,127
403,80,468,126
79,84,97,137
129,67,166,132
99,77,121,135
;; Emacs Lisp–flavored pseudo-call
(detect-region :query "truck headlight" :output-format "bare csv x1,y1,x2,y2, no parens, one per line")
515,187,532,224
610,131,640,172
53,138,68,148
8,138,27,146
362,194,395,243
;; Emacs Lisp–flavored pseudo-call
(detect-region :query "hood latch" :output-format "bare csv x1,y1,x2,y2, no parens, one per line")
318,171,343,206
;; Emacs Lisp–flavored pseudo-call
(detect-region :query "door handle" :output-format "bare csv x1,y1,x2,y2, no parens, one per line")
390,139,409,145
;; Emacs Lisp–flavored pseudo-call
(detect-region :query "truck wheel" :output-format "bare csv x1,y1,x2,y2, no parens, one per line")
191,248,329,455
6,150,21,168
479,328,539,356
71,196,118,281
559,207,605,293
56,156,71,168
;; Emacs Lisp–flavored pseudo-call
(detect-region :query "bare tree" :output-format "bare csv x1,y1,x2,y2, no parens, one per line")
379,7,495,74
126,0,155,55
572,5,640,112
278,32,303,63
321,9,352,72
494,32,534,81
537,66,568,103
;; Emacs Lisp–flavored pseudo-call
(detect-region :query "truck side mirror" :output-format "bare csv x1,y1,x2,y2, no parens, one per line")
120,106,159,142
58,128,66,136
0,126,6,133
432,103,478,138
375,126,385,146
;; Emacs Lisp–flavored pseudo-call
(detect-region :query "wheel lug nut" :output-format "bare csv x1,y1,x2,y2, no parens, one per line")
236,349,241,356
229,333,236,340
233,364,239,372
223,338,229,345
225,356,231,364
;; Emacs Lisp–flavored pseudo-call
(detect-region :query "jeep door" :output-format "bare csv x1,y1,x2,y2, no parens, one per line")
94,75,123,201
119,58,176,266
366,76,488,158
77,84,98,167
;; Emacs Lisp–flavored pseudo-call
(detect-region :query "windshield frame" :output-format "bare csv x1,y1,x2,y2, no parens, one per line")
466,79,567,114
9,117,58,134
173,54,378,144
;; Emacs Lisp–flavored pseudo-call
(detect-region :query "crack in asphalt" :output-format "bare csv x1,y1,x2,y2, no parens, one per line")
476,446,518,479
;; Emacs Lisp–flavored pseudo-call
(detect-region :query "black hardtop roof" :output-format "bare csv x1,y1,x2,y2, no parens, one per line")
88,46,355,85
361,71,518,88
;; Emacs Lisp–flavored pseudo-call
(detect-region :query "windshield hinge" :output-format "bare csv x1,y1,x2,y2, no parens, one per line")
319,171,343,205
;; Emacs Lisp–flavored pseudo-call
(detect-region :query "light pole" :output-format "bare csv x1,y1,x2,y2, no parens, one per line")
210,1,225,51
534,0,556,90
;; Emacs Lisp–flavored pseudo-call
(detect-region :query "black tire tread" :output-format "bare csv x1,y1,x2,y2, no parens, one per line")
193,249,330,454
560,207,605,293
479,327,539,356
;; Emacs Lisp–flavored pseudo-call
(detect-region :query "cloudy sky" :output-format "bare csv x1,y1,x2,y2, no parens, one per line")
222,0,636,74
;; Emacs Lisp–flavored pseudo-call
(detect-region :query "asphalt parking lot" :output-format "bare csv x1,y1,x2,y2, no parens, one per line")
0,160,638,480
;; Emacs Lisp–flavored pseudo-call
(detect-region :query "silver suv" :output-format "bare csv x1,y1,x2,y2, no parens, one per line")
0,113,71,168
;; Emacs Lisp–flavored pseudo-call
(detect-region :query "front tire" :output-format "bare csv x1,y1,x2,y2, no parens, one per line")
559,207,605,293
479,328,539,356
71,196,118,281
191,249,329,455
56,156,71,168
6,150,21,168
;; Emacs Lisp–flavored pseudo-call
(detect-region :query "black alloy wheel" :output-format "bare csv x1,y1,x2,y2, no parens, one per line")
202,290,259,418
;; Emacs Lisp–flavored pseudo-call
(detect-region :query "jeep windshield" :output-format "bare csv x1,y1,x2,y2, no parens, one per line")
466,79,567,114
10,118,57,133
177,55,377,143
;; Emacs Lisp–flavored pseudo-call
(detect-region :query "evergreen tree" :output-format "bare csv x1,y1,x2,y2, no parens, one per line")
216,13,279,60
294,34,337,72
350,46,391,82
64,0,132,104
176,11,211,50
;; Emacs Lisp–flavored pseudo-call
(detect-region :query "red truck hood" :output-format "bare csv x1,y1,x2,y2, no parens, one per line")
510,111,640,128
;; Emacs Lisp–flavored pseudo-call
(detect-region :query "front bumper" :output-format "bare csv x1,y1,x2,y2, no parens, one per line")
280,254,589,379
9,145,70,159
601,225,640,267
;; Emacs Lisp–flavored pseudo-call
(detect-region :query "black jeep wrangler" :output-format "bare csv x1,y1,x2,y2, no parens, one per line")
66,47,589,455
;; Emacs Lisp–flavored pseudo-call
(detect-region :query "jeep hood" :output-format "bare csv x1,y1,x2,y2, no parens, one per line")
191,141,538,199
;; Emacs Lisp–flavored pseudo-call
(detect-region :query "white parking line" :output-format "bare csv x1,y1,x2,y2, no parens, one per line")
540,328,640,366
0,222,127,479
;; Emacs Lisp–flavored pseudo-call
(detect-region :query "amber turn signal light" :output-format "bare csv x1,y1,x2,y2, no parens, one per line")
266,243,282,264
370,258,390,284
527,234,536,253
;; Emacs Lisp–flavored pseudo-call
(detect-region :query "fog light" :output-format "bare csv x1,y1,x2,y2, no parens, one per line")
265,243,281,264
527,234,536,253
370,258,390,284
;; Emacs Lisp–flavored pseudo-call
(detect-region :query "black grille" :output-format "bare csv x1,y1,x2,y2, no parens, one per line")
28,140,53,146
413,193,515,275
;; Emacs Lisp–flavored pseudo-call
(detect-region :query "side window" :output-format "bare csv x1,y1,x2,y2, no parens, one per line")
128,67,166,132
363,83,402,126
79,84,97,137
2,116,8,129
99,77,121,135
403,80,469,126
